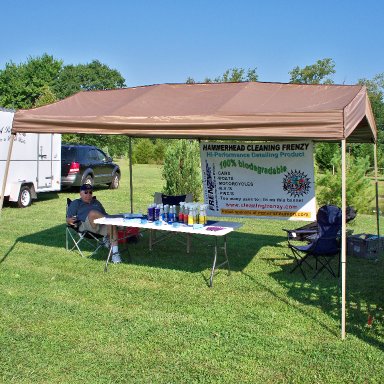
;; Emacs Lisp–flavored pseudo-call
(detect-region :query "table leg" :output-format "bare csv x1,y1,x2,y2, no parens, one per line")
149,229,153,251
187,233,191,254
224,235,230,275
209,237,218,288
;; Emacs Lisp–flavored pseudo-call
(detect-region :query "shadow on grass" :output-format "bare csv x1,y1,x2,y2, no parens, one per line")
10,223,285,274
268,248,384,351
1,192,60,208
0,240,17,264
113,230,287,275
35,191,60,202
6,223,383,349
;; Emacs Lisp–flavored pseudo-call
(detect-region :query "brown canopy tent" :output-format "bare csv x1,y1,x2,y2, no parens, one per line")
1,81,379,339
10,82,376,141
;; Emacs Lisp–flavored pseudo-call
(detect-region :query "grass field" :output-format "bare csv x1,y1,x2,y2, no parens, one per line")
0,161,383,383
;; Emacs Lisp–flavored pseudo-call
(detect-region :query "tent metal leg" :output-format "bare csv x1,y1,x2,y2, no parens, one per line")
374,142,380,238
341,139,347,340
129,137,133,214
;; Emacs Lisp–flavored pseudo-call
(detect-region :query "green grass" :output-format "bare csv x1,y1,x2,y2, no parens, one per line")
0,161,383,383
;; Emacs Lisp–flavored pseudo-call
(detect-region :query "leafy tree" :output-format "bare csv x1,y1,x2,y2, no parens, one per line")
289,58,335,84
187,67,258,84
152,139,166,164
359,73,384,129
103,135,131,158
54,59,126,99
314,142,339,172
317,153,375,213
62,132,131,159
162,140,202,200
0,54,62,109
133,138,155,164
356,74,384,168
33,85,57,107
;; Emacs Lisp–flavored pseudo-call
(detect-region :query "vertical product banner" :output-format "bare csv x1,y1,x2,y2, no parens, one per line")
200,141,316,221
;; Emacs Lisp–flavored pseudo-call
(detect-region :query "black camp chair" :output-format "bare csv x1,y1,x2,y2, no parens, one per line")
283,206,356,243
153,192,193,205
65,198,107,258
287,205,343,279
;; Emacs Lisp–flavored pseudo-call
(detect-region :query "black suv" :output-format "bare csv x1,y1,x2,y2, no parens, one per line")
61,144,121,189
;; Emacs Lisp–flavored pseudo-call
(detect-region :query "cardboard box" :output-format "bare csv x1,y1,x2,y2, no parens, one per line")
347,234,383,260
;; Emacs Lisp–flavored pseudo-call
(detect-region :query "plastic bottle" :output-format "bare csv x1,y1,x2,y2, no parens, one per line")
148,204,154,222
168,205,174,223
188,206,194,226
155,204,160,221
172,205,177,222
178,203,184,223
183,203,189,224
164,204,169,222
199,205,205,225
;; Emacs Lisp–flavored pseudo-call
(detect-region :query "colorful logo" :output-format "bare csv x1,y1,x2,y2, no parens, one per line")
282,170,311,197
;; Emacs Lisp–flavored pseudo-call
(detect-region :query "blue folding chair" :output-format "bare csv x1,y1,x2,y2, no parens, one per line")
288,205,342,279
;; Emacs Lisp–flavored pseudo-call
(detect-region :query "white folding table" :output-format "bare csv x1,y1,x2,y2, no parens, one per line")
94,217,236,287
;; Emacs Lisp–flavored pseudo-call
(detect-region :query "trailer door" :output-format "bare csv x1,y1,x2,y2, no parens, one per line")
37,134,53,189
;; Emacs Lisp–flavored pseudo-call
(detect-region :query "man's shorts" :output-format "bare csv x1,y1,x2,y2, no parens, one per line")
79,216,108,237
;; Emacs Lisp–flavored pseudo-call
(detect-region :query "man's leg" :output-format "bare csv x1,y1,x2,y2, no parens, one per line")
109,225,121,263
87,211,121,263
107,225,119,247
87,210,106,230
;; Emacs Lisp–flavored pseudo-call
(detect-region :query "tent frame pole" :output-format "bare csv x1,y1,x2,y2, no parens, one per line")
373,142,380,237
129,137,133,214
341,139,347,340
0,132,16,216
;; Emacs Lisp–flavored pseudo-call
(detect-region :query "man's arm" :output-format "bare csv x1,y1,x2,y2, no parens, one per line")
66,200,79,226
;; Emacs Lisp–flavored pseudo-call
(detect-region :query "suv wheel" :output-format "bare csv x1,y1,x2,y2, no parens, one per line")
109,173,120,189
83,175,94,186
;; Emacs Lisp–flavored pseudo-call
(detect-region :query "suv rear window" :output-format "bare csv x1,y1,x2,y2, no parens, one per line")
61,146,79,163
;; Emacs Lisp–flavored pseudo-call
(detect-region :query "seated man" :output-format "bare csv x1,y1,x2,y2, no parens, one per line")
66,184,122,263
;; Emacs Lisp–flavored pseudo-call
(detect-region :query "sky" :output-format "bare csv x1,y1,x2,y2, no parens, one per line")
1,0,383,87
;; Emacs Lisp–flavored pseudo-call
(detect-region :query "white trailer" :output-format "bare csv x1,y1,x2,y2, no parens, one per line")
0,108,61,207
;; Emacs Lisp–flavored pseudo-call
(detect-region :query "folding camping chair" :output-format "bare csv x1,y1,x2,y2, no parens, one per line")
283,206,356,243
65,198,108,258
287,205,342,279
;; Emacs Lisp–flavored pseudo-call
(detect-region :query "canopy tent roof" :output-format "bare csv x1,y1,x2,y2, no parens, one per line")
12,81,377,142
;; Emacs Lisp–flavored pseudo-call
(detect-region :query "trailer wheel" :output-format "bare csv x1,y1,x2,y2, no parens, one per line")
17,185,32,208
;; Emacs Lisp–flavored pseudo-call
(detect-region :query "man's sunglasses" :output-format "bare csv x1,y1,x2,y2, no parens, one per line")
83,191,93,195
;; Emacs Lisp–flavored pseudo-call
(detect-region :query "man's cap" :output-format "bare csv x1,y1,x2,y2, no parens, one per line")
80,184,93,191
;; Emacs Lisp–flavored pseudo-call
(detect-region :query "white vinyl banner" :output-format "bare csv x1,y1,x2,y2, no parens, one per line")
200,141,316,221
